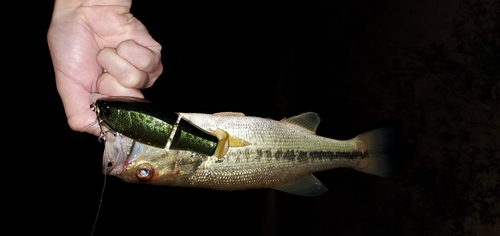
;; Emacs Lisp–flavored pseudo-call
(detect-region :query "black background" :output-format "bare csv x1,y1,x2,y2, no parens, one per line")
7,1,499,235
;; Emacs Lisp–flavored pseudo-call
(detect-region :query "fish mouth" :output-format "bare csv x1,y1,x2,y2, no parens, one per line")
102,131,126,175
102,129,144,175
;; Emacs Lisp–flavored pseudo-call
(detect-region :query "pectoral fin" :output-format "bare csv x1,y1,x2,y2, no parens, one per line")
211,129,251,158
273,174,328,197
228,136,251,147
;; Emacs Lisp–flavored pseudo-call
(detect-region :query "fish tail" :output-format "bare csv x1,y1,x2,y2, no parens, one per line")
354,127,394,177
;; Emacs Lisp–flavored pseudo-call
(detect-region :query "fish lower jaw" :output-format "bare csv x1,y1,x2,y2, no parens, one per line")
106,163,126,176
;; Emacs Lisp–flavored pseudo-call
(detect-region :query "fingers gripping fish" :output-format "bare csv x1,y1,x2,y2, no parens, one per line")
92,97,394,197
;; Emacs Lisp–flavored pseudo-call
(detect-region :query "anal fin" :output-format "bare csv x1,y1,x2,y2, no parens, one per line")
273,174,328,197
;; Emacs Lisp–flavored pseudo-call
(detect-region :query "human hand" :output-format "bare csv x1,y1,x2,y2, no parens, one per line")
47,0,163,136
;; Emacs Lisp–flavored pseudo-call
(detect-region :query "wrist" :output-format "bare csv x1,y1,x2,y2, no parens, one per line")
53,0,132,10
53,0,85,11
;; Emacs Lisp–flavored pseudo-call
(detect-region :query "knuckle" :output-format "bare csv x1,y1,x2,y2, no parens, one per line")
96,48,113,62
121,70,148,88
116,40,134,55
136,55,153,70
96,73,113,90
117,40,158,71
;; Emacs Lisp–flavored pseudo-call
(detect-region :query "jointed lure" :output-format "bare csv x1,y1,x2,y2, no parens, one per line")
91,97,247,158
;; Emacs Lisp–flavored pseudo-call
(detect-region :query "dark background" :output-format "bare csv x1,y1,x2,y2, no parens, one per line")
7,0,499,235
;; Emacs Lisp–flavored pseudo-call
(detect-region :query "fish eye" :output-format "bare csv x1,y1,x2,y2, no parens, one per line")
136,163,154,181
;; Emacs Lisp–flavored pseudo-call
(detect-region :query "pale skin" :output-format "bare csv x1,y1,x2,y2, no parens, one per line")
47,0,163,136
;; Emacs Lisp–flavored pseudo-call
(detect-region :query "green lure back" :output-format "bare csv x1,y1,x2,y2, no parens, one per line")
93,97,218,156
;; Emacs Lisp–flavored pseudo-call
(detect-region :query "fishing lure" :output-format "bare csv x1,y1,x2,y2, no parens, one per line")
91,97,242,158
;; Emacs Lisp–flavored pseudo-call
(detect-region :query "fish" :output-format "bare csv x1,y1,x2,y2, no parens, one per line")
95,97,394,197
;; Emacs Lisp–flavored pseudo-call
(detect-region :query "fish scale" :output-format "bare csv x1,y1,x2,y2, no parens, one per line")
188,145,362,190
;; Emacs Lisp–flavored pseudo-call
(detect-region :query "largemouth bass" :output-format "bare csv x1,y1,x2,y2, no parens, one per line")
95,98,393,196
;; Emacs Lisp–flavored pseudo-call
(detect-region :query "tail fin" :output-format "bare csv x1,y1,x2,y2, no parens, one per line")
354,127,394,177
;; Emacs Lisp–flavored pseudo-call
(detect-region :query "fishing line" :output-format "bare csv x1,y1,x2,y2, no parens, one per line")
81,120,100,134
90,172,107,236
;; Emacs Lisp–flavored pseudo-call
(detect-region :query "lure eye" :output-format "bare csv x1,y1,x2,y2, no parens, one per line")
101,102,111,116
136,163,154,181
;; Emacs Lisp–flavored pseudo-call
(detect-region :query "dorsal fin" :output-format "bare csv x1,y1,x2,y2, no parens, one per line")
213,112,245,116
281,112,320,133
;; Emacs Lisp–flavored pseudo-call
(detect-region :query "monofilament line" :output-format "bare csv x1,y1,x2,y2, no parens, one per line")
90,173,107,236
